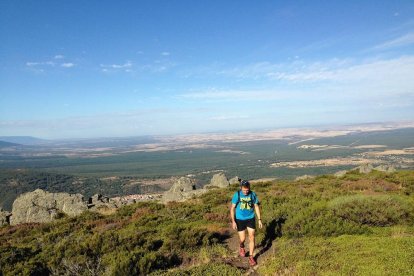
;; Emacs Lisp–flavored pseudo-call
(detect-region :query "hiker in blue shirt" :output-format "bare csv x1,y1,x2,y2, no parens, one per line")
230,179,263,266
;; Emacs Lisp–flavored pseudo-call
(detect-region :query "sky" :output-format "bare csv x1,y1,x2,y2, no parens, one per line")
1,1,414,139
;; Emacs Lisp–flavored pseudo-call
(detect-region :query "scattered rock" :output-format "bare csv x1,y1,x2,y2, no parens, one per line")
88,193,118,214
374,164,396,173
10,189,87,225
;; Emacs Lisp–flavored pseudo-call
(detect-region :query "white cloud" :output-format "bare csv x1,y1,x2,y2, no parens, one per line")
161,52,170,56
61,63,75,68
177,55,414,113
177,89,289,101
217,56,414,87
26,61,55,67
209,115,250,121
100,61,132,69
26,62,39,67
100,61,134,73
372,32,414,50
54,55,65,59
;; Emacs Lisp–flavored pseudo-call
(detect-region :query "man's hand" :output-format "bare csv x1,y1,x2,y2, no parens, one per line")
258,220,263,229
232,221,237,230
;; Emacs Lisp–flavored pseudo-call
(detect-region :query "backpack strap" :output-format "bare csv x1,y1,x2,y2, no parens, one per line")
251,192,256,205
235,190,257,208
235,190,240,208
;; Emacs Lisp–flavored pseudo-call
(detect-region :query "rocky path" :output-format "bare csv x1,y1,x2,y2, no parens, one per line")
223,225,278,275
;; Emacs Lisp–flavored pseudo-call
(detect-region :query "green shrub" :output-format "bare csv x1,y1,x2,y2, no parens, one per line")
150,262,243,276
283,201,370,237
259,236,414,275
107,250,179,276
162,224,209,251
329,195,414,226
196,244,230,263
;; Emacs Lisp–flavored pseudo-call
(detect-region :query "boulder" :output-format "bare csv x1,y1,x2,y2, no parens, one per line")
229,176,240,185
179,189,208,201
10,189,87,225
356,164,374,174
162,177,196,202
169,177,196,193
209,173,229,188
88,193,118,213
0,208,11,226
374,164,396,173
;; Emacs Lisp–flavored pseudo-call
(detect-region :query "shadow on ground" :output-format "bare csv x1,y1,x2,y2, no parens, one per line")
256,217,285,259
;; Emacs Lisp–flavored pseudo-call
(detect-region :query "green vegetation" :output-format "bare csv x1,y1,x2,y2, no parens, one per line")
2,128,413,180
1,170,414,275
1,128,413,213
258,235,414,275
0,170,165,210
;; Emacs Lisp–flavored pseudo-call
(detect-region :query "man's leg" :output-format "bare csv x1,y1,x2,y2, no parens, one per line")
238,230,246,255
238,229,246,245
247,227,255,257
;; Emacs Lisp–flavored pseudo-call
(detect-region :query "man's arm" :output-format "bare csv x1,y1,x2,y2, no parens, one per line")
230,203,237,230
254,204,263,229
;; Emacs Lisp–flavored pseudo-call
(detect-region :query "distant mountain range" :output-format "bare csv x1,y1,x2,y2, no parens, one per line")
0,136,48,145
0,141,20,148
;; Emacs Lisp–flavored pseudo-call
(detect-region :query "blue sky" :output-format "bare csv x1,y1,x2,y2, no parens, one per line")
1,1,414,139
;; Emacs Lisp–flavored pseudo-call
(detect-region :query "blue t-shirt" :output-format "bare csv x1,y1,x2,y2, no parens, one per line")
231,191,259,220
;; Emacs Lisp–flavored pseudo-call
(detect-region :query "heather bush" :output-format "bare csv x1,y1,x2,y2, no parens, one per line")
329,195,414,226
283,201,370,237
1,171,414,275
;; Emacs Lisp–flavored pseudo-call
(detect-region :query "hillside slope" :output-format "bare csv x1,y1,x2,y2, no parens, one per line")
1,170,414,275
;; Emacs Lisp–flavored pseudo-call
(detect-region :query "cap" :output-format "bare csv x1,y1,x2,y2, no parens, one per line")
240,180,250,187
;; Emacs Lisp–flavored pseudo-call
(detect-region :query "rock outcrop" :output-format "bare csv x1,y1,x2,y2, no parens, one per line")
342,164,395,176
374,164,396,173
169,177,196,193
0,208,11,227
208,172,230,188
10,189,88,225
355,164,374,174
88,194,118,214
229,176,240,185
162,177,199,202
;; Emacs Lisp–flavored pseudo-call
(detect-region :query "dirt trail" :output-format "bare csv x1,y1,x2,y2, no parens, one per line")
223,223,279,275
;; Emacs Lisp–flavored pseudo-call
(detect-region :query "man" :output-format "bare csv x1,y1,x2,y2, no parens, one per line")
230,179,263,266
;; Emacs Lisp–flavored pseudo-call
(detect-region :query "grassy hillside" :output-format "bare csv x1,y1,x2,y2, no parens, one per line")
1,170,414,275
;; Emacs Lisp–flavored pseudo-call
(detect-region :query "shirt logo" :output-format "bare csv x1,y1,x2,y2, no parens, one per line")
240,197,252,210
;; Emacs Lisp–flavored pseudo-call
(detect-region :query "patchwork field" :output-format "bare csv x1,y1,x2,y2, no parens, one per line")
0,124,413,210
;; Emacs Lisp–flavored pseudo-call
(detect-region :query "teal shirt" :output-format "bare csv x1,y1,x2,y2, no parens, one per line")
232,191,259,220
